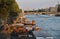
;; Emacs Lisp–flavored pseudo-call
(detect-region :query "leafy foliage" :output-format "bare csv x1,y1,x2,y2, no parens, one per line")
38,9,45,12
57,4,60,12
0,0,20,20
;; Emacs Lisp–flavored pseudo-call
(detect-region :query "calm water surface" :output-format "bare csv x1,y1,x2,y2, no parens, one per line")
25,15,60,39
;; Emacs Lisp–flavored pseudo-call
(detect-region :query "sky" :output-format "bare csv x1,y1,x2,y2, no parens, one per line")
16,0,60,10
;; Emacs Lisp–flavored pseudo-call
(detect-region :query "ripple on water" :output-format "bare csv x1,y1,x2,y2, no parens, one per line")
26,15,60,39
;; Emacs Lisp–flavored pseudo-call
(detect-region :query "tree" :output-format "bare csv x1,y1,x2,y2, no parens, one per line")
0,0,9,25
20,9,22,13
38,9,45,12
57,4,60,12
7,0,20,13
7,0,20,20
0,0,21,24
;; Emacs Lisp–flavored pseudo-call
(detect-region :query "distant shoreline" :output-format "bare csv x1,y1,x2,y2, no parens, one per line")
24,12,60,15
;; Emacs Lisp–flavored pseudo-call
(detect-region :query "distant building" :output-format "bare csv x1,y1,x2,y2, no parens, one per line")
44,8,49,12
49,7,57,12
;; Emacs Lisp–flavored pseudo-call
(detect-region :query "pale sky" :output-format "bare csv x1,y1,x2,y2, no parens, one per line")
16,0,60,10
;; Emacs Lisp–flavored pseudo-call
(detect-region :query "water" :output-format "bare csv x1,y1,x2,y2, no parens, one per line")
25,14,60,39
